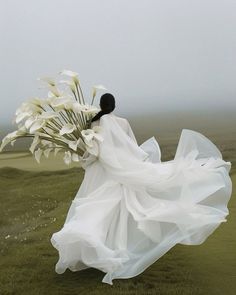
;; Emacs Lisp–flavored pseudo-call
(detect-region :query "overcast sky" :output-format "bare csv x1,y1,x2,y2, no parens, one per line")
0,0,236,125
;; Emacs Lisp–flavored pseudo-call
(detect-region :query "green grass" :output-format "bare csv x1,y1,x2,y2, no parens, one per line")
0,128,236,295
0,166,235,295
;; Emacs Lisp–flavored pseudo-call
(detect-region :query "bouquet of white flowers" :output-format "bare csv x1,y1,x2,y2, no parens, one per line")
0,70,107,167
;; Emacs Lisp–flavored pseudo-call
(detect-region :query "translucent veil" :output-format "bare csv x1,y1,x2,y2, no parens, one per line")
96,114,231,197
51,113,232,285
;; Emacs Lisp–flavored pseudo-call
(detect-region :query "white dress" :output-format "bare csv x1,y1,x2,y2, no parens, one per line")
50,111,232,285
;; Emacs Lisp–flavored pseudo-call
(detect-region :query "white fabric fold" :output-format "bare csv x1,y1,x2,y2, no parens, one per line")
50,113,232,285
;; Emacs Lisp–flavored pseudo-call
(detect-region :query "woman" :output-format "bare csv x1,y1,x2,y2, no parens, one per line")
50,93,232,285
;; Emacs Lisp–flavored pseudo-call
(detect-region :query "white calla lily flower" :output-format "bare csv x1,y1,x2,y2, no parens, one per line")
37,77,56,87
0,129,27,152
77,137,86,152
72,102,84,113
25,116,38,129
81,127,103,146
34,148,43,163
29,119,46,134
50,96,73,110
63,151,72,165
92,84,107,99
71,153,80,162
81,104,100,114
54,147,61,156
43,127,58,136
81,129,95,146
15,101,42,124
86,140,99,156
47,91,56,98
59,70,79,84
91,126,104,142
59,80,77,93
28,98,45,107
41,139,52,146
10,139,16,146
15,112,31,124
59,70,78,77
39,111,59,119
48,85,61,97
29,135,40,154
2,69,108,167
68,140,79,151
59,123,75,136
43,148,53,158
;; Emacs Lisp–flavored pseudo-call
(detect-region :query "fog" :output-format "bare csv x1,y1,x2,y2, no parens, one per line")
0,0,236,125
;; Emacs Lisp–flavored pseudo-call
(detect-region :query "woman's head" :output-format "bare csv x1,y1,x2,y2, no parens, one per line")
91,93,116,122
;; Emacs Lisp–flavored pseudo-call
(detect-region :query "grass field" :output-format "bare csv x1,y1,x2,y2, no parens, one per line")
0,130,235,295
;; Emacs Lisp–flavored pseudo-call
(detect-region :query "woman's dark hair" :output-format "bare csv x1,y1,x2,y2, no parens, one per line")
91,93,115,122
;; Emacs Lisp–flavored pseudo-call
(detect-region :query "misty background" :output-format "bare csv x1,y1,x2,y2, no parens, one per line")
0,0,236,150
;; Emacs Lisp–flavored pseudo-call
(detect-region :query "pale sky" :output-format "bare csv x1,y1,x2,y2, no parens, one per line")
0,0,236,125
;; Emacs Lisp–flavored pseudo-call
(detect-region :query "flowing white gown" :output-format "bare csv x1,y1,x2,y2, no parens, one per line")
50,111,232,285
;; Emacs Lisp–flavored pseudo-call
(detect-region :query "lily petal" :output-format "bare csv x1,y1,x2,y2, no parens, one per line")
43,148,53,158
34,148,43,163
71,153,79,162
59,123,75,136
63,151,72,165
29,119,46,133
59,70,79,77
29,135,40,154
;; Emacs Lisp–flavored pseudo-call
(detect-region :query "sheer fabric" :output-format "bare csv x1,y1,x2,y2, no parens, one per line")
50,112,232,285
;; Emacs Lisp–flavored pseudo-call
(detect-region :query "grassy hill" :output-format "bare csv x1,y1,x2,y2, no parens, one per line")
0,166,235,294
0,126,235,294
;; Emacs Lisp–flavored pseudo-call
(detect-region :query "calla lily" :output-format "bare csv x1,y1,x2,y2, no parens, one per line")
81,127,104,147
67,138,86,151
29,135,40,154
47,91,56,98
81,104,100,114
54,147,61,156
71,153,80,162
81,129,95,146
37,77,56,87
72,102,84,113
2,69,109,168
39,111,59,119
29,119,46,134
91,126,104,141
48,85,61,97
77,137,87,152
15,112,31,124
0,129,27,152
25,116,38,129
34,148,43,163
68,140,79,151
59,70,79,84
63,151,72,165
63,150,80,164
92,85,107,99
58,80,77,94
43,127,58,136
15,101,42,124
43,148,53,158
41,139,54,147
50,96,73,110
10,139,16,146
28,97,46,107
86,140,99,156
59,123,75,136
59,70,78,77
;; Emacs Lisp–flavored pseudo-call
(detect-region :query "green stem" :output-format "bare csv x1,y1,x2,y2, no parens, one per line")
77,82,85,104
